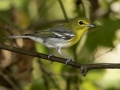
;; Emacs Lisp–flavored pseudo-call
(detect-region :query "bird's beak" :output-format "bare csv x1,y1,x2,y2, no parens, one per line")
87,24,96,28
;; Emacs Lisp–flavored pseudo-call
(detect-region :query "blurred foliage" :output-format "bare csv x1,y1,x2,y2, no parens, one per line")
0,0,120,90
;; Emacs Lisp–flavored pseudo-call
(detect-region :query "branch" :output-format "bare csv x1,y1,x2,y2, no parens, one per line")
81,0,90,19
0,43,120,76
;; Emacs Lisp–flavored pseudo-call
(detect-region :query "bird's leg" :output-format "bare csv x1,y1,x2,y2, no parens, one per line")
48,48,54,64
56,47,74,64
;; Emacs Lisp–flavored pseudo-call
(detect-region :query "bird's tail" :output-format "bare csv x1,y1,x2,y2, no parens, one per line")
4,35,30,39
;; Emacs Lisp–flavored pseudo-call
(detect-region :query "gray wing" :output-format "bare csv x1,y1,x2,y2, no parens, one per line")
27,25,75,40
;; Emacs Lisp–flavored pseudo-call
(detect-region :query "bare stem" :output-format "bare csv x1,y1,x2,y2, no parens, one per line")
1,43,120,76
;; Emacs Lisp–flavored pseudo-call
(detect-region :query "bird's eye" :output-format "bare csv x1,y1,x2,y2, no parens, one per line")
78,21,84,25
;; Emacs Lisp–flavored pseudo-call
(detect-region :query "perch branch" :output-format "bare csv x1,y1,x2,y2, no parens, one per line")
0,43,120,76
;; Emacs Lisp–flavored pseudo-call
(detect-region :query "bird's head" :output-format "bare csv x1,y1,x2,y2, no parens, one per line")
68,17,96,32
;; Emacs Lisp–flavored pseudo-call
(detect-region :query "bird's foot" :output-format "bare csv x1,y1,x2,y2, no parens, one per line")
66,58,74,65
48,53,54,64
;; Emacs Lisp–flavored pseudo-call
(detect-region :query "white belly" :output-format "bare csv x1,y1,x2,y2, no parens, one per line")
44,38,69,48
29,37,69,48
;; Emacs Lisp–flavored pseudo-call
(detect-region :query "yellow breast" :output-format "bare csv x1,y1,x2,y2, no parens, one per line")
68,28,88,47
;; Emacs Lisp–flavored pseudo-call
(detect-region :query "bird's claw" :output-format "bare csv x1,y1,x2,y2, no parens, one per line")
48,53,54,64
66,58,74,65
48,53,54,59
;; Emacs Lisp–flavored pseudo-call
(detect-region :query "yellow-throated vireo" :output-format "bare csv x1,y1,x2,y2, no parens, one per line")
6,17,96,64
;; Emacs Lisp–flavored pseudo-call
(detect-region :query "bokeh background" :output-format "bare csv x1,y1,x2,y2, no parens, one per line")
0,0,120,90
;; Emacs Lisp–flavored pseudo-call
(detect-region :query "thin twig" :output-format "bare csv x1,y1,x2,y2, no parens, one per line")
58,0,68,22
37,59,61,90
1,72,20,90
0,14,23,31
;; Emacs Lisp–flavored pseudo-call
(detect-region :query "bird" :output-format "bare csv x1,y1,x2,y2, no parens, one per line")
6,17,96,64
